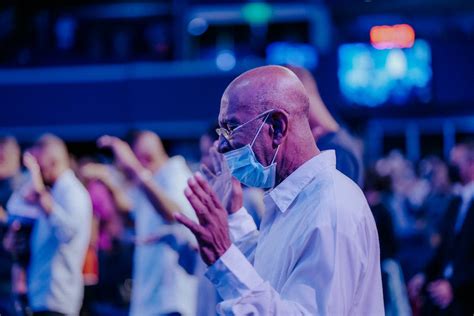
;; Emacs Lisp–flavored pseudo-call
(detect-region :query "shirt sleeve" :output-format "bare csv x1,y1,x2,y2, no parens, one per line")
205,243,314,315
48,189,92,243
227,207,259,263
205,219,383,316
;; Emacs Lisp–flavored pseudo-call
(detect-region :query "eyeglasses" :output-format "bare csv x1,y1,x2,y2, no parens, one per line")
215,109,274,141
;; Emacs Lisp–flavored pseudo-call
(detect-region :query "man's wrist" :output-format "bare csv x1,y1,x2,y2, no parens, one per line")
136,168,153,185
38,191,54,215
210,240,232,265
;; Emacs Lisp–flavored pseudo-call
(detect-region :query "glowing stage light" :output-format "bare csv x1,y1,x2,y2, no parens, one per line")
242,2,272,25
370,24,415,49
216,50,236,71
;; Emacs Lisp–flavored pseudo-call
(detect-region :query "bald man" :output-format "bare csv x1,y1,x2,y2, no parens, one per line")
98,131,199,316
287,65,365,187
176,66,384,315
7,134,92,315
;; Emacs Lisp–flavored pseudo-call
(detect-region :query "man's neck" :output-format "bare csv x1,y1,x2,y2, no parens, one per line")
48,167,70,187
276,138,320,186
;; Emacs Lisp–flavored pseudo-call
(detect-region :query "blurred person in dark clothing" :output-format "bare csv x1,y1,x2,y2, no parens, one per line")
408,142,474,316
0,136,22,315
418,156,455,250
364,168,397,261
287,66,364,186
364,168,413,315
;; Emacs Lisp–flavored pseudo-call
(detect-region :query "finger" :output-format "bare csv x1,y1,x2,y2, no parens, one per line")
213,145,230,171
23,152,35,168
184,186,210,223
188,175,215,210
209,147,223,175
174,213,203,236
199,164,216,181
231,177,242,193
97,135,116,148
194,172,224,210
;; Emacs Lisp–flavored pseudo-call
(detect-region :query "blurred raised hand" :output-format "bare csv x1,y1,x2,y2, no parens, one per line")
97,136,143,176
23,152,45,194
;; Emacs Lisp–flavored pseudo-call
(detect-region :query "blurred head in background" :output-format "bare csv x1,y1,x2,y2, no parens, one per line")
364,168,392,206
32,134,69,186
450,141,474,186
419,156,451,194
131,130,168,173
285,65,340,140
0,136,21,180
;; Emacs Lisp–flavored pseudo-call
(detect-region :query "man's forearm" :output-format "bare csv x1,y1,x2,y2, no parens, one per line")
227,207,259,263
101,178,133,213
137,170,180,222
37,190,54,215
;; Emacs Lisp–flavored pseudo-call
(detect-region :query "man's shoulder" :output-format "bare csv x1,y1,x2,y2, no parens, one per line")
55,173,91,207
299,169,370,229
303,167,365,206
155,156,192,188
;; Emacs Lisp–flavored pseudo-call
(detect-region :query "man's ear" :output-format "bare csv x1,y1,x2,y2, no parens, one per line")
269,110,289,147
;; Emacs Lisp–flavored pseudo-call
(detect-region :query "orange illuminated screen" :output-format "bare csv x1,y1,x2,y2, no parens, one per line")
370,24,415,49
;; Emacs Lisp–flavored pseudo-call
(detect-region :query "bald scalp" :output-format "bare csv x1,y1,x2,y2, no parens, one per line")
132,130,166,155
36,133,69,164
222,65,310,119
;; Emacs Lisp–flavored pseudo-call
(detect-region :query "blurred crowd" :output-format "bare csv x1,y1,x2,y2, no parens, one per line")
0,66,472,316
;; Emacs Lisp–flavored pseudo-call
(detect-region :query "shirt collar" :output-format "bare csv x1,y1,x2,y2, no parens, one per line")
266,150,336,213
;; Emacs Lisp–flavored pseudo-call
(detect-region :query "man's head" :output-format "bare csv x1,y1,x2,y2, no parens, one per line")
286,65,340,139
33,134,69,186
450,141,474,185
0,136,21,180
217,65,318,184
131,130,168,173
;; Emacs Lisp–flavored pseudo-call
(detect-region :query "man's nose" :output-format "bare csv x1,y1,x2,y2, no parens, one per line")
217,136,232,154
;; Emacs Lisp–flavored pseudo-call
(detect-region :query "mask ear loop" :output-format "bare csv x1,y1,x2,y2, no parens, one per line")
250,113,271,148
271,145,280,165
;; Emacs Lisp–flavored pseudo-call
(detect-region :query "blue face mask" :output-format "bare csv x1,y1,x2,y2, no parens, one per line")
223,112,280,189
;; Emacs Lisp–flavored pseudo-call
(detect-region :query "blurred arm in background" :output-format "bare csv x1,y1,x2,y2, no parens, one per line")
98,135,180,221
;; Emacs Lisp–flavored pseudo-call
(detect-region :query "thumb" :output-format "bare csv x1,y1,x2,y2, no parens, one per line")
174,213,202,236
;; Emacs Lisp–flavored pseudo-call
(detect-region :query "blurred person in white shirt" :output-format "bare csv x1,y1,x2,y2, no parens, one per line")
98,131,198,316
6,134,92,316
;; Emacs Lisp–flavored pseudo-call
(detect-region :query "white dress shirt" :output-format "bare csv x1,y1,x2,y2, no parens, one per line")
26,170,92,315
129,156,199,316
206,150,384,315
